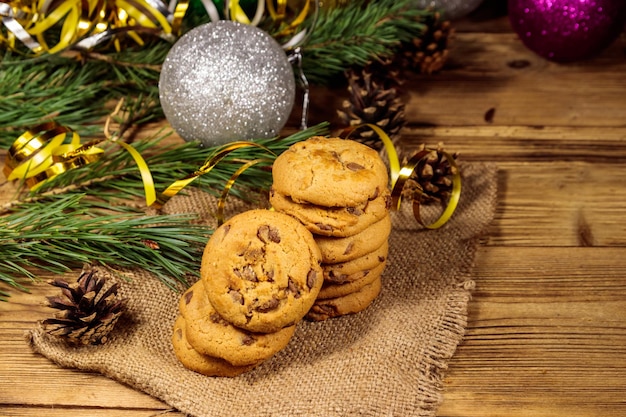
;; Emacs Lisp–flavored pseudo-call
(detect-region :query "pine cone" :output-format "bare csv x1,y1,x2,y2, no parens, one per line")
42,267,125,345
402,144,459,204
399,12,454,74
337,62,406,151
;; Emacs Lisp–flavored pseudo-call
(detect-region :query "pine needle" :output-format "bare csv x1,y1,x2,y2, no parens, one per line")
301,0,432,84
0,193,210,299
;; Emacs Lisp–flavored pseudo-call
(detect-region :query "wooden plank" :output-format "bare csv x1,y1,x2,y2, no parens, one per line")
2,160,626,268
1,406,183,417
399,126,626,162
439,246,626,417
297,32,626,129
402,31,626,128
3,246,625,416
484,161,626,246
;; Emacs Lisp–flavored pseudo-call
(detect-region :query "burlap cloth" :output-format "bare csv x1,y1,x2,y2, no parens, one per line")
27,162,497,417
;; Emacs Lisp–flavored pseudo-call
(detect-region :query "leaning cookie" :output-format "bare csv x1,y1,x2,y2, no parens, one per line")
181,281,296,367
305,276,382,322
315,213,391,264
172,315,258,377
270,186,391,237
202,209,323,333
272,137,389,207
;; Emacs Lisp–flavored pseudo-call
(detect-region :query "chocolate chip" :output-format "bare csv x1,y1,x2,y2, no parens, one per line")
343,242,354,255
245,248,264,261
257,225,281,243
210,312,227,325
378,255,386,263
184,289,193,305
306,270,317,290
384,194,392,210
235,265,258,282
257,297,280,313
315,223,333,232
346,207,363,216
346,162,365,171
287,278,301,299
176,328,183,339
328,270,348,284
241,334,256,346
266,269,275,282
229,289,244,305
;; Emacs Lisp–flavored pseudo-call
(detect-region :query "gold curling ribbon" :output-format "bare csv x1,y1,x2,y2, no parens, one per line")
153,141,276,209
3,119,277,212
215,157,274,225
204,0,315,48
0,0,189,55
3,100,157,205
2,122,104,190
2,124,157,204
343,124,462,229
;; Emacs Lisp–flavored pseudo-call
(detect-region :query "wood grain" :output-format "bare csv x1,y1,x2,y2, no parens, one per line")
439,247,626,417
1,11,626,417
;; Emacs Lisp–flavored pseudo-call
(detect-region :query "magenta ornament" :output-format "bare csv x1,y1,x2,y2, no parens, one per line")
508,0,626,62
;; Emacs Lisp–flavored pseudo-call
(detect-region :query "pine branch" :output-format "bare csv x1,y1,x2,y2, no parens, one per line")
0,193,210,301
301,0,433,85
0,41,169,149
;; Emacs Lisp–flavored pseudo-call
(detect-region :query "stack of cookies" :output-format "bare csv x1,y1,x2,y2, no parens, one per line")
269,136,392,321
172,209,323,377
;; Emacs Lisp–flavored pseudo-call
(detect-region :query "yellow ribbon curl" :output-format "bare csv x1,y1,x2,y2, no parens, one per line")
2,118,276,215
3,122,104,190
343,124,462,229
0,0,189,55
1,119,159,205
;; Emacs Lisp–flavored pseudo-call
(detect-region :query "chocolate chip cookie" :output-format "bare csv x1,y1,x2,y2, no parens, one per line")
322,241,389,284
305,276,382,322
172,315,258,377
269,186,391,237
271,136,389,207
315,213,391,264
181,281,296,366
201,209,323,333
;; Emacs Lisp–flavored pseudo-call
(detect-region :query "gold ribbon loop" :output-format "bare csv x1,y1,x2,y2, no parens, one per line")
215,157,274,225
0,0,185,56
2,119,158,204
154,141,276,209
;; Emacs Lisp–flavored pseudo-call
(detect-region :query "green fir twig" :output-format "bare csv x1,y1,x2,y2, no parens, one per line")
0,193,210,301
300,0,434,84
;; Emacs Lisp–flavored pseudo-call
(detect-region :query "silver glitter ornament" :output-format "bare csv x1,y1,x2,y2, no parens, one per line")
413,0,484,20
159,21,296,147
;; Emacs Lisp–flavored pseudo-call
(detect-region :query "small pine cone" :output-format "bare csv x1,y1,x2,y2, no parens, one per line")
400,12,454,74
337,62,406,152
402,144,459,204
42,266,125,345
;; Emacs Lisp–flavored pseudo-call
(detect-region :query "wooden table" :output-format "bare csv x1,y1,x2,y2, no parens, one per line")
2,12,625,417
